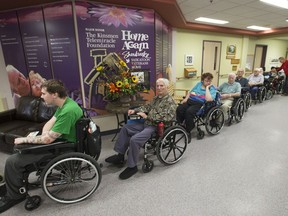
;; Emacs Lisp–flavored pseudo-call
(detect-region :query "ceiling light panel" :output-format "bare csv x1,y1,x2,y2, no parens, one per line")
260,0,288,10
195,17,229,24
247,25,272,30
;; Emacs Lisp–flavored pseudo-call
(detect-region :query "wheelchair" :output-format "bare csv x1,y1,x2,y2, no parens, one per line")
272,76,285,94
128,115,188,173
240,87,252,112
250,85,266,103
12,118,102,211
263,76,274,100
227,97,245,126
193,93,225,140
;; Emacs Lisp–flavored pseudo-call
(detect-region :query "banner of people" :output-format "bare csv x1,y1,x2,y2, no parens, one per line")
0,1,172,115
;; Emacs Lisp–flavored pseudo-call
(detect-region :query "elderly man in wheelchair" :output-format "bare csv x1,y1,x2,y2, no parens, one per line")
218,73,244,125
247,68,265,103
0,80,101,213
235,68,252,111
105,78,188,179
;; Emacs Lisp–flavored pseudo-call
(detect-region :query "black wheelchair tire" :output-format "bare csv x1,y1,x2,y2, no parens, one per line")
205,107,224,135
41,152,101,204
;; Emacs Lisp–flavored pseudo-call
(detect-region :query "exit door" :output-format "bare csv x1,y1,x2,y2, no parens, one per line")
202,41,221,86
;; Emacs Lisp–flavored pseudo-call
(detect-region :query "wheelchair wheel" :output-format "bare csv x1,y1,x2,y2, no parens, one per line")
41,152,101,204
142,160,154,173
234,98,245,123
243,92,252,112
25,195,41,211
258,87,266,103
205,107,224,135
156,125,187,165
266,90,273,100
197,130,205,140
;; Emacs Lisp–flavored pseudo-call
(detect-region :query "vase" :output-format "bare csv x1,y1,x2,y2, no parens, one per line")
119,95,131,107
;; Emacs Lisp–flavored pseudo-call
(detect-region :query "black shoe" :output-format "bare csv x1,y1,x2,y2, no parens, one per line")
0,196,26,213
119,166,138,180
105,154,124,165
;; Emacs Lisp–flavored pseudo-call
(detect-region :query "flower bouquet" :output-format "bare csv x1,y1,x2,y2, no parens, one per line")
96,53,145,102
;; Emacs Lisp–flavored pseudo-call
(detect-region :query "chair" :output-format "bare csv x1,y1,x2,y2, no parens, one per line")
168,82,189,104
13,118,102,211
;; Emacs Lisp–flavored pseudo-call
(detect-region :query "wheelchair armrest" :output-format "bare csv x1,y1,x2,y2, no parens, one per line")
14,141,74,154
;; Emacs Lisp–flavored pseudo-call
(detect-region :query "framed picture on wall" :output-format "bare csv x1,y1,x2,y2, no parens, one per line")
227,45,236,55
185,54,194,66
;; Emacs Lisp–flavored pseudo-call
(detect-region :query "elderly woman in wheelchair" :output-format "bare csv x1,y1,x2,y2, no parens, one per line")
105,78,187,179
176,72,224,140
218,73,245,125
0,80,101,213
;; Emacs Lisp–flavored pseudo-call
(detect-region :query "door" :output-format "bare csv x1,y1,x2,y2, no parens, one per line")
254,45,267,71
202,41,221,86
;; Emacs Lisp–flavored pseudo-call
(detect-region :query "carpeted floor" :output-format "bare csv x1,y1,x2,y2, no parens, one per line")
1,95,288,216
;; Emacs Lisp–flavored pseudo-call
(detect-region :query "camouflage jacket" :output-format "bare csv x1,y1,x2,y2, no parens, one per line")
134,94,177,126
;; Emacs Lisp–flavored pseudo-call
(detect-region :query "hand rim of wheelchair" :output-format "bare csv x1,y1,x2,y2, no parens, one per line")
155,125,188,165
41,152,101,204
205,107,224,135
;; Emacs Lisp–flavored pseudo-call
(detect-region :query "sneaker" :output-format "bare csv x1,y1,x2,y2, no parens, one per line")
105,154,124,165
119,166,138,180
0,196,26,213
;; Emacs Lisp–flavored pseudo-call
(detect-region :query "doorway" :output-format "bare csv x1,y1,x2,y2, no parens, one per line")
254,45,267,71
202,41,221,86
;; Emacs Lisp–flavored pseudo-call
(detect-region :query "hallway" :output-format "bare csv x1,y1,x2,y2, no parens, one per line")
1,95,288,216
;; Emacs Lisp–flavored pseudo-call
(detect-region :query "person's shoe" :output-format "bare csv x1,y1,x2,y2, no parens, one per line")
0,196,26,213
119,166,138,180
105,154,124,165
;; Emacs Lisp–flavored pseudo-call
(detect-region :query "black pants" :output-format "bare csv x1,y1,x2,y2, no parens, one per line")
176,100,203,133
283,76,288,94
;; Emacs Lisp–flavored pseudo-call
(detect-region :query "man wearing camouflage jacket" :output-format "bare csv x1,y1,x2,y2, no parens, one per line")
105,78,177,180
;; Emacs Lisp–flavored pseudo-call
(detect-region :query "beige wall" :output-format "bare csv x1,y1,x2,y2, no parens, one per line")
172,29,288,88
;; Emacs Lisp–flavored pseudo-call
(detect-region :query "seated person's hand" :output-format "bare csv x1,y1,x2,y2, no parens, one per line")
136,112,147,119
181,98,188,104
221,93,230,99
14,137,25,145
127,109,135,115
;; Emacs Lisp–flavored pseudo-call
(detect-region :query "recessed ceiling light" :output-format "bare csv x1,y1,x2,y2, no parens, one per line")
260,0,288,10
195,17,229,25
247,25,271,31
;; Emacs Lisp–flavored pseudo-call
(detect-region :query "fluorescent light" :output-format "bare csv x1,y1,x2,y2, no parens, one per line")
247,25,271,31
195,17,229,25
260,0,288,10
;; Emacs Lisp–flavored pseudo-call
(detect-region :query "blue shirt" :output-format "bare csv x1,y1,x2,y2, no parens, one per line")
189,82,217,104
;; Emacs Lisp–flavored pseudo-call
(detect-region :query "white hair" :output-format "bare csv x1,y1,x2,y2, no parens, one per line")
156,78,170,87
